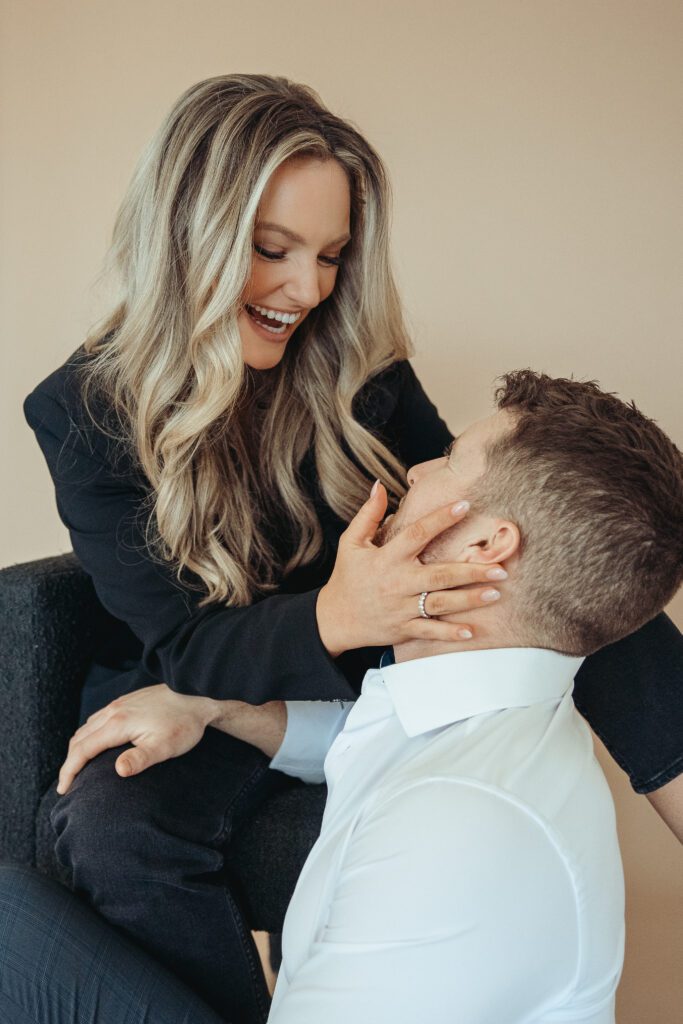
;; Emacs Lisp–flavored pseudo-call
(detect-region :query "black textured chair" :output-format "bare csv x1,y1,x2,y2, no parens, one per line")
0,553,326,934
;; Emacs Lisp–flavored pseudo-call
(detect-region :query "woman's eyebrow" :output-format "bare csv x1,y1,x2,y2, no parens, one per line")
256,221,351,247
445,437,458,459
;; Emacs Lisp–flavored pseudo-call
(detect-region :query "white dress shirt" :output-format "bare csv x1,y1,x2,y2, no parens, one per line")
268,648,625,1024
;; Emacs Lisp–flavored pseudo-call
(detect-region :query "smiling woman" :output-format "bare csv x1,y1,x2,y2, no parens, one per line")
20,73,497,1024
239,158,351,367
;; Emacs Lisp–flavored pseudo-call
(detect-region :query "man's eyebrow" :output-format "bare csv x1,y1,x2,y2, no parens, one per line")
255,221,352,247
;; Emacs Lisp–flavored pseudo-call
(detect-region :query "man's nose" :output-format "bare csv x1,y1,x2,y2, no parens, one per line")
407,457,444,487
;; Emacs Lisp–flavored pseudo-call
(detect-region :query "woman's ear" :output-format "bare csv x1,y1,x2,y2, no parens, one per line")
463,520,520,565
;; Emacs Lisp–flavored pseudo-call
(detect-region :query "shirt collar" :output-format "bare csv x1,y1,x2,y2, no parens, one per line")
379,647,585,738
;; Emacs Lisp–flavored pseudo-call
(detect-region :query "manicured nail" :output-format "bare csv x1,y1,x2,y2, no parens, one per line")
451,500,470,516
459,628,473,640
481,589,501,602
486,568,508,581
371,479,380,497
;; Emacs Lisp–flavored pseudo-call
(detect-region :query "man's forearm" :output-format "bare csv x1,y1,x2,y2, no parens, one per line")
208,699,288,758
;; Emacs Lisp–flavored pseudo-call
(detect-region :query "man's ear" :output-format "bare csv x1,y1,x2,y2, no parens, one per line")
462,520,520,565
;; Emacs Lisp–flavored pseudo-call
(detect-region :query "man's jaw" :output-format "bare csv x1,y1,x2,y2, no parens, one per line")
375,513,396,547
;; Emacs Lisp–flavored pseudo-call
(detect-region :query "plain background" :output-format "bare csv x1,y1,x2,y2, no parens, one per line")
1,1,681,1020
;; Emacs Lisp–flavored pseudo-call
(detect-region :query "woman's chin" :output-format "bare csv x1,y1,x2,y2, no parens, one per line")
240,334,290,370
239,315,294,370
242,347,287,370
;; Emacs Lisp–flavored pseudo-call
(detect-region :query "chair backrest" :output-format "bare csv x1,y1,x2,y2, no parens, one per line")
0,553,100,861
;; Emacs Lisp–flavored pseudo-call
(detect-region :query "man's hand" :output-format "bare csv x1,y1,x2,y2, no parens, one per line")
56,685,289,795
56,684,218,794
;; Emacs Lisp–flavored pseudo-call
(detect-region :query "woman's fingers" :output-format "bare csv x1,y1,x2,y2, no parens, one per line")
387,500,470,559
417,562,507,594
404,616,480,644
412,585,501,619
341,480,389,546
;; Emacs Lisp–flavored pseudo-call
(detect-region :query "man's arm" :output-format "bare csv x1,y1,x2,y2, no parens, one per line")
57,685,352,792
211,699,354,785
209,700,287,758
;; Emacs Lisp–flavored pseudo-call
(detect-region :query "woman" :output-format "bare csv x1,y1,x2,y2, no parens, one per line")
6,74,682,1024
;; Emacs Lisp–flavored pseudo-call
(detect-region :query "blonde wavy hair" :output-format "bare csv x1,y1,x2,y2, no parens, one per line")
80,74,412,607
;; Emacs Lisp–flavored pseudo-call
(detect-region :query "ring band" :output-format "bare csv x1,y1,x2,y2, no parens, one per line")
418,591,431,619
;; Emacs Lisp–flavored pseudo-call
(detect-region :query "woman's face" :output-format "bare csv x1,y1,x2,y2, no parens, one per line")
239,157,352,370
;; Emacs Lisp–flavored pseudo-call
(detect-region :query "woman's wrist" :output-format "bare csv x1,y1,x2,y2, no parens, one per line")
315,583,350,658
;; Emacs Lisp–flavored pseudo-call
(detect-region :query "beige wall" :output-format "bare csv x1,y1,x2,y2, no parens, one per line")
2,1,681,1019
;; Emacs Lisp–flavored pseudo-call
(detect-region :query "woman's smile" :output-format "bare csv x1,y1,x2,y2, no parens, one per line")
243,302,304,344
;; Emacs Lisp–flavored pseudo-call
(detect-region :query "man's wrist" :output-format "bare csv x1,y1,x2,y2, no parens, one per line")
208,699,288,759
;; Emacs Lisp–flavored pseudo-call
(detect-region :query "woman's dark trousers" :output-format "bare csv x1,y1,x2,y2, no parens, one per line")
46,729,296,1023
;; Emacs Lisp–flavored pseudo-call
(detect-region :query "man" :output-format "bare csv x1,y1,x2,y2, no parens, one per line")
56,369,683,1021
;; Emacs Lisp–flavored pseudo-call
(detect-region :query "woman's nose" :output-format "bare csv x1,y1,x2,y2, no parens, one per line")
284,260,322,309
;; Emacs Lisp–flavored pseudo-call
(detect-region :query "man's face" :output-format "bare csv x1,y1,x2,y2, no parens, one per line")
378,409,514,555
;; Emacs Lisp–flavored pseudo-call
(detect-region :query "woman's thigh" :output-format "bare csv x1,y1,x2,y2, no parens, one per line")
48,729,294,1022
0,863,226,1024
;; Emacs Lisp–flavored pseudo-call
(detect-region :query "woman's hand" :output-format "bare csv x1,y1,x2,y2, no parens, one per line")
316,483,507,656
56,685,219,795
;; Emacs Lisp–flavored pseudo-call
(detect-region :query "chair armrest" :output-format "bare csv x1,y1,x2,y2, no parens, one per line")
0,553,98,863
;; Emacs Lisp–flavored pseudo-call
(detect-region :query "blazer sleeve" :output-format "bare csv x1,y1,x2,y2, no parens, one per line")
24,386,357,705
573,612,683,794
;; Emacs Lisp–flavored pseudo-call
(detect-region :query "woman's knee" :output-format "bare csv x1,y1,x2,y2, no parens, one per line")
50,745,159,887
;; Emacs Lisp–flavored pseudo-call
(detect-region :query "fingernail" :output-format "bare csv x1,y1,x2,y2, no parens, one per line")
459,628,473,640
486,568,508,581
451,500,470,516
481,589,501,602
371,479,380,497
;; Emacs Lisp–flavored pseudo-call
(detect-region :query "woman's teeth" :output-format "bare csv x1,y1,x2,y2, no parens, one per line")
249,304,301,325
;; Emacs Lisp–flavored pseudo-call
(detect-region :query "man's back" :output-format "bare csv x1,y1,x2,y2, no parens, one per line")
269,648,625,1023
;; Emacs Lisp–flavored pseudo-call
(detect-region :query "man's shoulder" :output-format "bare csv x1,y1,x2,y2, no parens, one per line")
368,697,617,865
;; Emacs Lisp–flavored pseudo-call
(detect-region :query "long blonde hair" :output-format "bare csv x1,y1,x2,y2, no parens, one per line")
80,74,412,606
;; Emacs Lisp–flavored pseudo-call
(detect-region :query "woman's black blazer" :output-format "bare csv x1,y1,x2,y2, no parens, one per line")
24,347,683,794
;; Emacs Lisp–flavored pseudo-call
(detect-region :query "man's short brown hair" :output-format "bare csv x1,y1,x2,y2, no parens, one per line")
474,370,683,656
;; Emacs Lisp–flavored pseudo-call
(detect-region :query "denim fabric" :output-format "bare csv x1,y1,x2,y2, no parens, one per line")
50,729,298,1023
0,863,227,1023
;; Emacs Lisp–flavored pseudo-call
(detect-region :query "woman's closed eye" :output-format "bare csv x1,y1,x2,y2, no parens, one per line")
253,243,343,267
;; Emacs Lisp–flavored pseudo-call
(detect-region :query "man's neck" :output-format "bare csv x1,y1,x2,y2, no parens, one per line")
394,617,521,664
